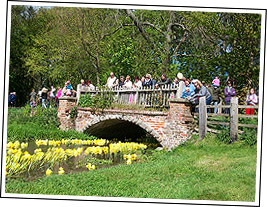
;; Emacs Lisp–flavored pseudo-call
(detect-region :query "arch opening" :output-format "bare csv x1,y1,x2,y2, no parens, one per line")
84,119,161,147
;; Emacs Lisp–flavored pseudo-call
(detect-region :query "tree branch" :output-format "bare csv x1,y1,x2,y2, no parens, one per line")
142,22,166,35
124,9,162,54
171,30,188,61
101,23,135,40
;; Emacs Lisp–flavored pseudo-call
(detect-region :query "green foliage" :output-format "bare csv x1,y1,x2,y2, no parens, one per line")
239,128,257,146
216,127,232,144
7,107,97,142
78,91,114,112
8,105,59,129
70,105,77,119
10,6,261,106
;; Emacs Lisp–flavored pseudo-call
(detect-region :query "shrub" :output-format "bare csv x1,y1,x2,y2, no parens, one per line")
216,127,232,144
239,128,257,146
78,90,114,112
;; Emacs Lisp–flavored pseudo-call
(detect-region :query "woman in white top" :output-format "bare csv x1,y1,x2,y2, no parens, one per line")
123,75,133,89
133,76,142,89
106,72,118,88
246,88,258,115
86,80,95,90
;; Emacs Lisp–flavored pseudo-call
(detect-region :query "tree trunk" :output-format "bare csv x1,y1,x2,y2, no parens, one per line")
162,11,175,72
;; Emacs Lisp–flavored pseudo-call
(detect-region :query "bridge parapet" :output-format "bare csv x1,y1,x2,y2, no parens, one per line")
76,82,185,108
58,96,194,150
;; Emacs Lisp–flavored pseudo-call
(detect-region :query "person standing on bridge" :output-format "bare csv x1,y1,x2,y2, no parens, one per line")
123,75,133,89
149,73,157,87
156,74,172,88
86,80,95,90
29,89,36,109
106,72,118,89
49,86,56,108
133,76,142,89
118,75,125,88
81,79,87,87
184,79,195,93
210,78,221,114
173,77,182,88
142,74,153,88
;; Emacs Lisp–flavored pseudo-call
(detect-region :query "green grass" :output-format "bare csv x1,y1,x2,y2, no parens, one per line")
5,134,257,201
7,107,96,142
5,107,257,201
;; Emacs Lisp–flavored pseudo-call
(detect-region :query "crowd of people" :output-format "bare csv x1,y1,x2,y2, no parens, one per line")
103,72,258,114
26,71,258,115
29,80,75,109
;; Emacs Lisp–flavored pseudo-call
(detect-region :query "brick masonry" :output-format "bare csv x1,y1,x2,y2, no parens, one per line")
58,97,195,150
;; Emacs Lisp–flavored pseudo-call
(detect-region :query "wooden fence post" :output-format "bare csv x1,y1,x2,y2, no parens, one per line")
199,96,207,140
230,97,238,141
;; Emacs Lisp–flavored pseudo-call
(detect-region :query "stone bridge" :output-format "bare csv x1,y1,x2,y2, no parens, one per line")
57,97,195,150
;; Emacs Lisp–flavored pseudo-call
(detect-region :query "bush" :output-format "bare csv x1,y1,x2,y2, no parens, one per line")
216,127,232,144
239,128,257,146
78,91,114,112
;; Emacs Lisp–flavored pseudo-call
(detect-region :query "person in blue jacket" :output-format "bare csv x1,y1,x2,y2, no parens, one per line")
8,92,16,107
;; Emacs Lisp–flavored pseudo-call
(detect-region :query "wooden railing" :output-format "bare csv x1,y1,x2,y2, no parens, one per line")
196,96,259,140
76,82,184,108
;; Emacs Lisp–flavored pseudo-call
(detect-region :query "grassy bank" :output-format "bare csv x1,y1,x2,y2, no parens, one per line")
7,107,96,142
5,134,257,201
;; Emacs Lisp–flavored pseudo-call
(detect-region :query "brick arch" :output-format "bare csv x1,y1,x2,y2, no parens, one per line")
59,97,195,150
80,114,164,145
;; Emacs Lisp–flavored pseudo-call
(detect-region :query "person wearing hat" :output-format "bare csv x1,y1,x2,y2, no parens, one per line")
177,72,184,81
224,80,236,114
